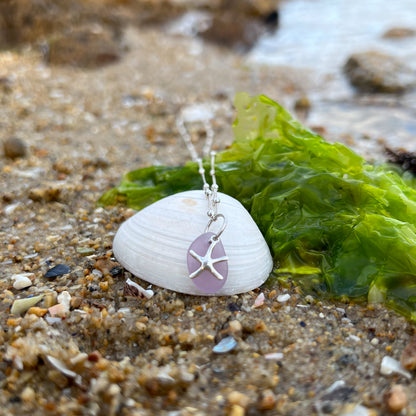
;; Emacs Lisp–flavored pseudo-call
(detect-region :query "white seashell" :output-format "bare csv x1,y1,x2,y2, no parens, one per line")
113,190,273,296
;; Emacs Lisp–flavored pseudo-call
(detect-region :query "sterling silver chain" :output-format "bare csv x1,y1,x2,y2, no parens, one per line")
176,113,225,239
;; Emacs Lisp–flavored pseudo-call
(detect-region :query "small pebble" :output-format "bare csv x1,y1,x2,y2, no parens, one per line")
229,404,245,416
20,386,36,403
154,346,173,363
28,307,48,317
44,264,70,279
29,187,61,202
370,338,379,346
383,27,416,39
44,292,57,308
77,247,96,256
294,96,311,115
384,384,408,413
95,258,118,274
400,334,416,370
213,336,237,354
228,320,243,336
3,137,27,159
227,391,250,408
257,389,276,411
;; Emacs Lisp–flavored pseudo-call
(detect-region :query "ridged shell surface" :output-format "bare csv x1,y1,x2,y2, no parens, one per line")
113,190,273,295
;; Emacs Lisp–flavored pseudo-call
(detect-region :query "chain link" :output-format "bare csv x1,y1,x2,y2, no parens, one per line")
176,113,220,221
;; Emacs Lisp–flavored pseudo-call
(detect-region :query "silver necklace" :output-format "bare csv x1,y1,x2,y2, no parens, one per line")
112,107,273,296
176,112,229,293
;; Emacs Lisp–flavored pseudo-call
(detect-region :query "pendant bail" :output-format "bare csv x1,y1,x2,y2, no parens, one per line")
205,213,227,240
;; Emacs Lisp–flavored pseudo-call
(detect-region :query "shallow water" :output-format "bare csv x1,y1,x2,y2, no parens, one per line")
249,0,416,154
250,0,416,72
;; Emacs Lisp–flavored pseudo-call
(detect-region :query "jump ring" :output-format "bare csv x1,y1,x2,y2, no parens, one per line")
205,213,227,240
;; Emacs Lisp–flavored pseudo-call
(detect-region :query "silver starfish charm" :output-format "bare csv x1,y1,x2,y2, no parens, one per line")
189,236,228,280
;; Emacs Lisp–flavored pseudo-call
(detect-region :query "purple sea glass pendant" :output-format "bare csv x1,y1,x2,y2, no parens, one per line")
187,232,228,294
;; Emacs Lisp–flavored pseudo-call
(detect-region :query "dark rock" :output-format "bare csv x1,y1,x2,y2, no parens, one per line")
0,0,122,47
383,27,416,39
386,147,416,175
264,10,279,27
110,265,123,276
0,0,76,46
227,302,241,312
199,12,263,51
198,0,278,51
46,26,121,68
44,264,70,279
343,51,416,93
3,137,27,159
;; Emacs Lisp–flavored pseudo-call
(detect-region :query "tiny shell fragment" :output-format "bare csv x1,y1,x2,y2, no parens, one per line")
48,303,67,317
11,273,33,290
380,356,411,379
277,294,291,303
44,264,70,279
213,336,237,354
340,404,371,416
11,294,44,315
253,292,265,308
45,316,62,324
264,352,284,360
46,355,80,384
57,291,71,312
124,278,154,299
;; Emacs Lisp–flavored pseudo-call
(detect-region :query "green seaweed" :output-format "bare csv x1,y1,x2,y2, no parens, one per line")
100,93,416,319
